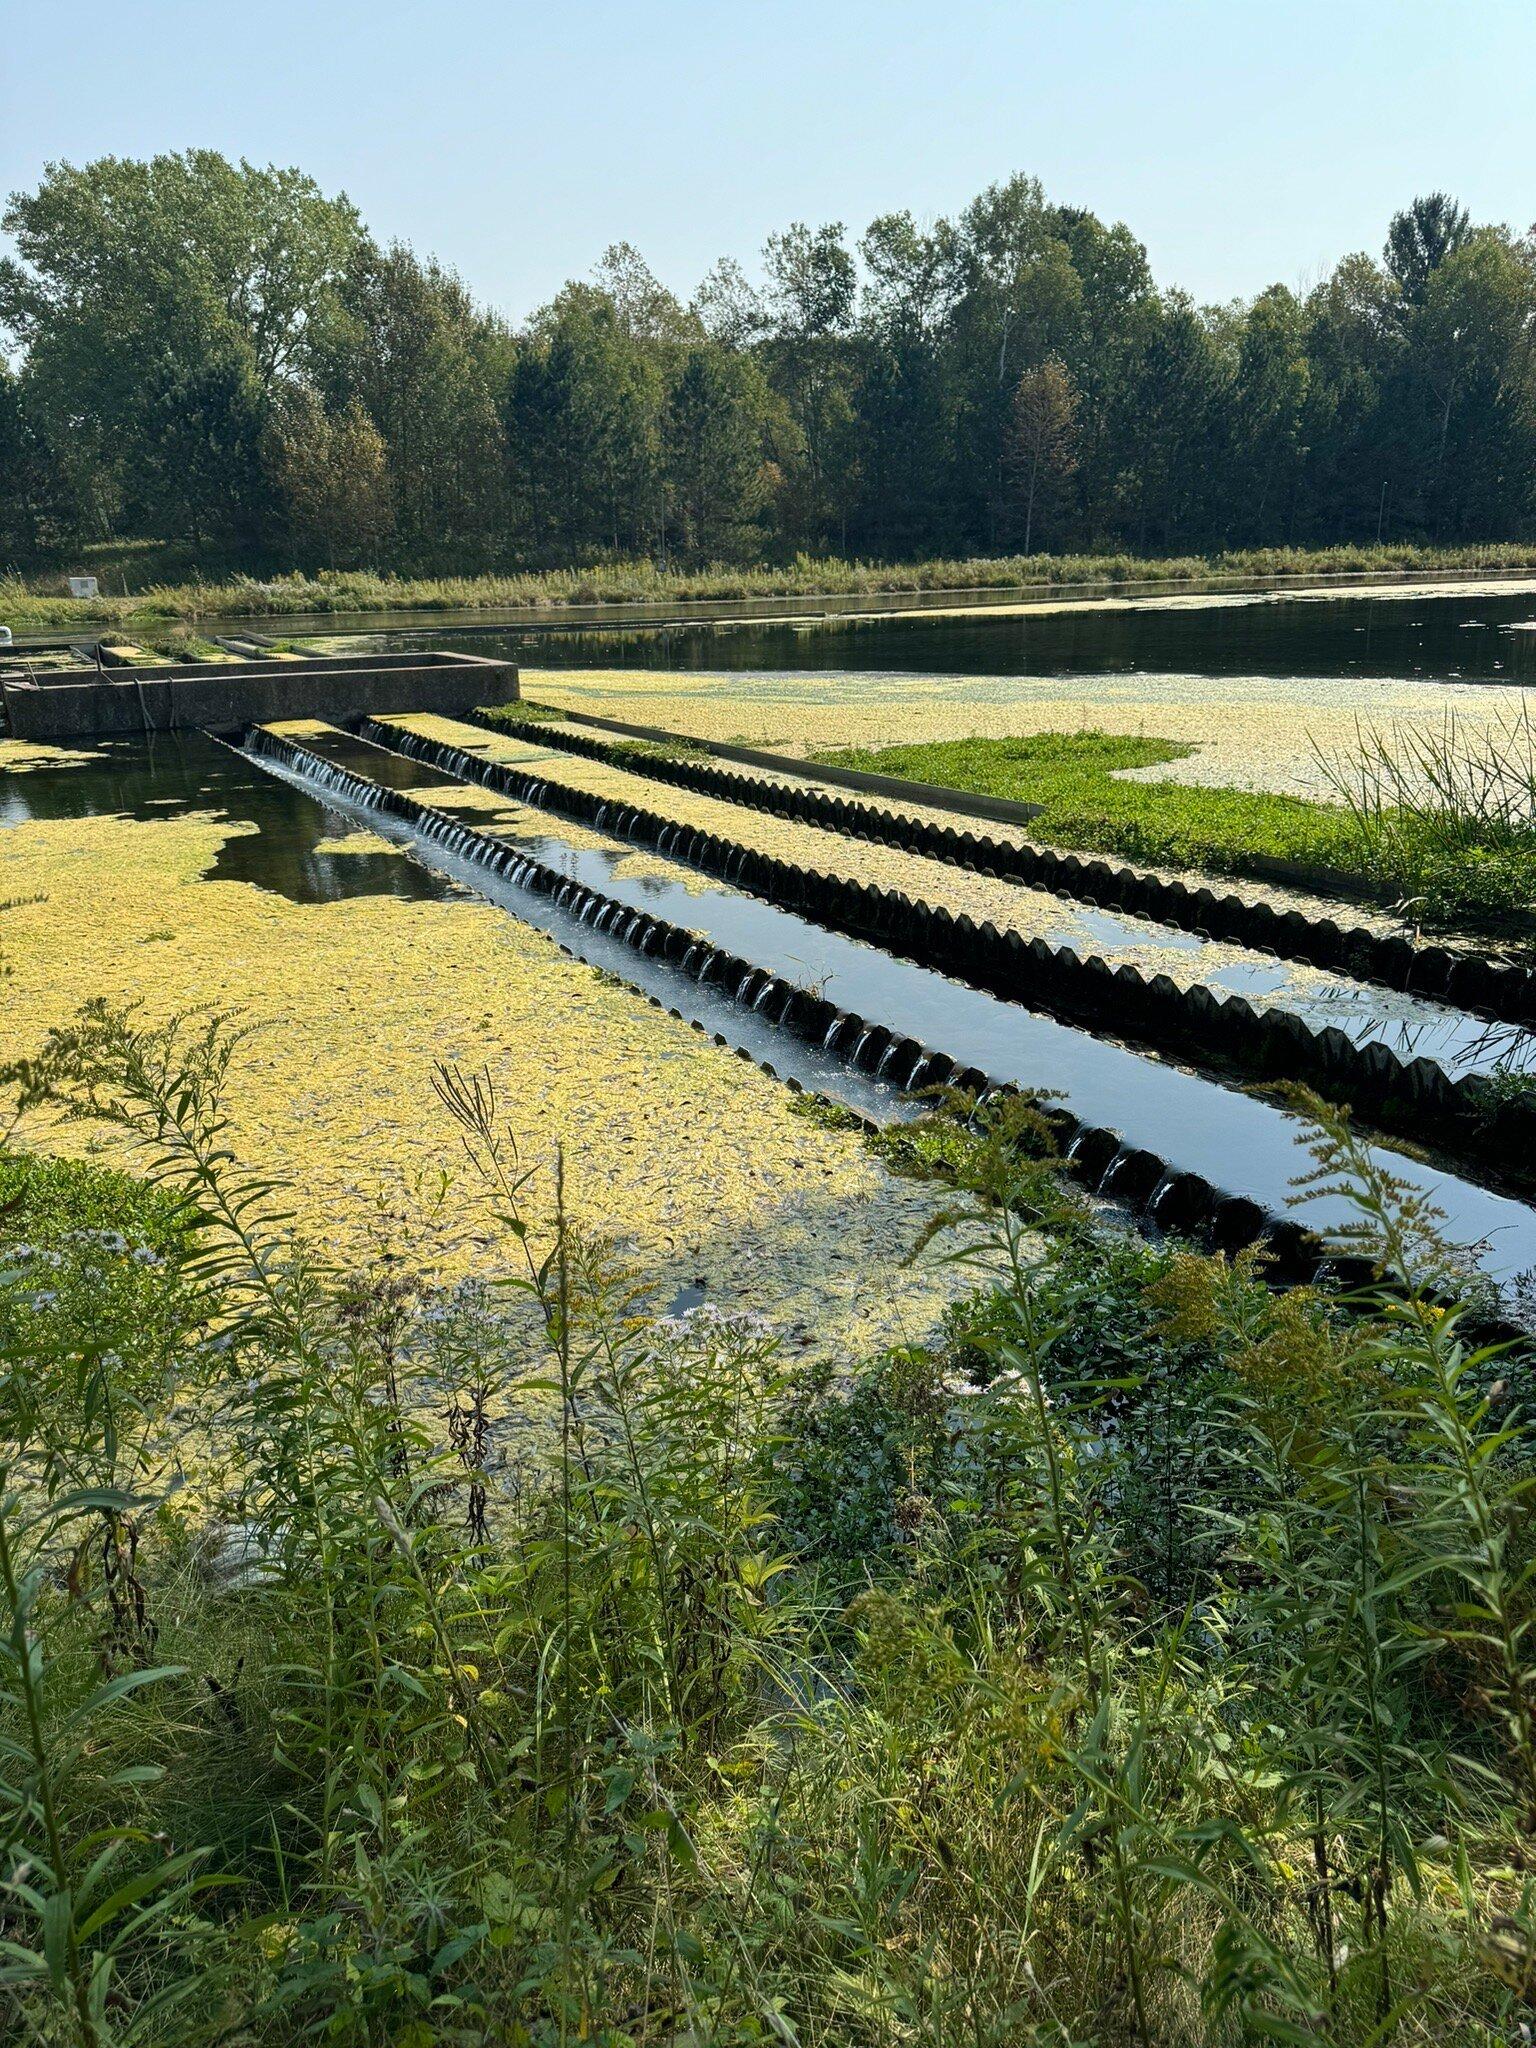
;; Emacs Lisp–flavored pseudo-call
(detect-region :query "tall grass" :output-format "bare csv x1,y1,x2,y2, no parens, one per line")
4,539,1536,628
3,1006,1536,2042
1317,707,1536,923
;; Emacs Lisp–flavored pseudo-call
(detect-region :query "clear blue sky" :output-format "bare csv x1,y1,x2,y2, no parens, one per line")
4,0,1533,317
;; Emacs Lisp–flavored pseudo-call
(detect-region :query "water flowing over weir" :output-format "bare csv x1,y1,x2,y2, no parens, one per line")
238,724,1536,1300
432,705,1536,1030
362,716,1536,1099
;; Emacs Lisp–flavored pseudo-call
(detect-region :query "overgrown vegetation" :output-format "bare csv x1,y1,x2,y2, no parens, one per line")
4,1004,1536,2043
1317,705,1536,926
814,726,1536,932
4,542,1536,632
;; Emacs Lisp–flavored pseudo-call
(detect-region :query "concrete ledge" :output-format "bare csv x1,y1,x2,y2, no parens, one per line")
1,652,519,740
545,705,1048,826
369,717,1536,1189
463,708,1536,1027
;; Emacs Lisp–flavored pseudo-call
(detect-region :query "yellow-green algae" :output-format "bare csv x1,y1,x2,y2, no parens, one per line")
512,672,1489,935
264,719,707,891
391,711,1371,1013
0,740,968,1365
520,665,1531,808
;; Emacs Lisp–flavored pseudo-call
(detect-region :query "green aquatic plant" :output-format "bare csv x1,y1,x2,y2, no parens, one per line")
814,726,1536,939
813,728,1365,876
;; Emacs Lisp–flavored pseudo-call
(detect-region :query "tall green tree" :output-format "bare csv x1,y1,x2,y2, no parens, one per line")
760,223,858,545
1226,286,1311,540
512,284,664,557
327,245,507,559
268,387,394,567
1004,357,1080,552
1408,231,1536,535
663,346,770,560
1385,192,1474,309
129,345,275,549
0,152,362,541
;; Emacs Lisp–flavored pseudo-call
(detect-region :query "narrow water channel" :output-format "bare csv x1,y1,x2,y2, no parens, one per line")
244,725,1536,1296
364,715,1536,1085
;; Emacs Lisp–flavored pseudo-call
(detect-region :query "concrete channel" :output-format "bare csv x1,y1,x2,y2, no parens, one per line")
240,720,1536,1311
456,704,1536,1027
357,715,1536,1191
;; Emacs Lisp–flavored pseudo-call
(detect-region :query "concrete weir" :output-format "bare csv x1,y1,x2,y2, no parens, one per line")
457,707,1536,1028
0,650,519,740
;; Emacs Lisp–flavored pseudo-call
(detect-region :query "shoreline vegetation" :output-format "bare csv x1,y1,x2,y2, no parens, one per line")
810,723,1536,937
6,539,1536,632
3,1008,1536,2044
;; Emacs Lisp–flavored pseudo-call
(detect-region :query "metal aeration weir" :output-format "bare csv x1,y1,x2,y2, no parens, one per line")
239,716,1536,1315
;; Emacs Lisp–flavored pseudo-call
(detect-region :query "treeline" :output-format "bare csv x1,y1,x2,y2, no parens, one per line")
2,153,1534,573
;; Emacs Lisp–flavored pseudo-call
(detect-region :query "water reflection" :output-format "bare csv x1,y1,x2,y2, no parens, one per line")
343,589,1536,686
0,732,452,904
251,733,1536,1291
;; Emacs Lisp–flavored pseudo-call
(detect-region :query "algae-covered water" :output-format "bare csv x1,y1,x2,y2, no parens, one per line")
0,731,969,1358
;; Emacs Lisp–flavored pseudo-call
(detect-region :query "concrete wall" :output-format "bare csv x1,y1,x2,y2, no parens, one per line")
552,706,1047,827
1,652,519,741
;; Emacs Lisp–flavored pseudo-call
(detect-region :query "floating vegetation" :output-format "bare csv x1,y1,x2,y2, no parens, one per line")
0,747,968,1360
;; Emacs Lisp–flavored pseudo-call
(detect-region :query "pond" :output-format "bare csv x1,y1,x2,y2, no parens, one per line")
8,582,1536,1330
0,731,971,1355
336,586,1536,685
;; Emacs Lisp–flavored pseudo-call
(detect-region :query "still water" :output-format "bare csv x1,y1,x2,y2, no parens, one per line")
0,732,451,903
345,588,1536,685
249,725,1536,1292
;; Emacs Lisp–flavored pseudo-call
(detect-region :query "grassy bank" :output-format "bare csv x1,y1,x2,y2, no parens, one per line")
3,1005,1536,2044
811,729,1536,933
5,540,1536,630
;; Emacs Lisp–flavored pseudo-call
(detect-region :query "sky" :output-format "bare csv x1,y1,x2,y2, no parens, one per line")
3,0,1534,320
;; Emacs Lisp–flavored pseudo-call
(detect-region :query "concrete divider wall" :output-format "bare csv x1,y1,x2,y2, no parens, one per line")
457,710,1536,1029
369,716,1536,1187
1,653,519,740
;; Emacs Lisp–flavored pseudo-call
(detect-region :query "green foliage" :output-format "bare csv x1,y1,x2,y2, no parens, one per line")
814,725,1363,869
2,153,1534,572
813,725,1536,933
6,1012,1536,2043
1316,706,1536,924
6,540,1536,630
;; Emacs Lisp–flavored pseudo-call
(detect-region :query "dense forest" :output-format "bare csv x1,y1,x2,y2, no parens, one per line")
2,153,1533,573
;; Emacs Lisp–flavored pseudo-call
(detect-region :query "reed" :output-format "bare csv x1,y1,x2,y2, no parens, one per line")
4,539,1536,628
1317,707,1536,922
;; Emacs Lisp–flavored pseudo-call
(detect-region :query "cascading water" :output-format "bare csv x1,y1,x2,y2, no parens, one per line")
240,724,1536,1306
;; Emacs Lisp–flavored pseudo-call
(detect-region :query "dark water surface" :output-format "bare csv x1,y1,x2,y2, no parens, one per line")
0,731,452,903
346,588,1536,685
10,721,1536,1292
